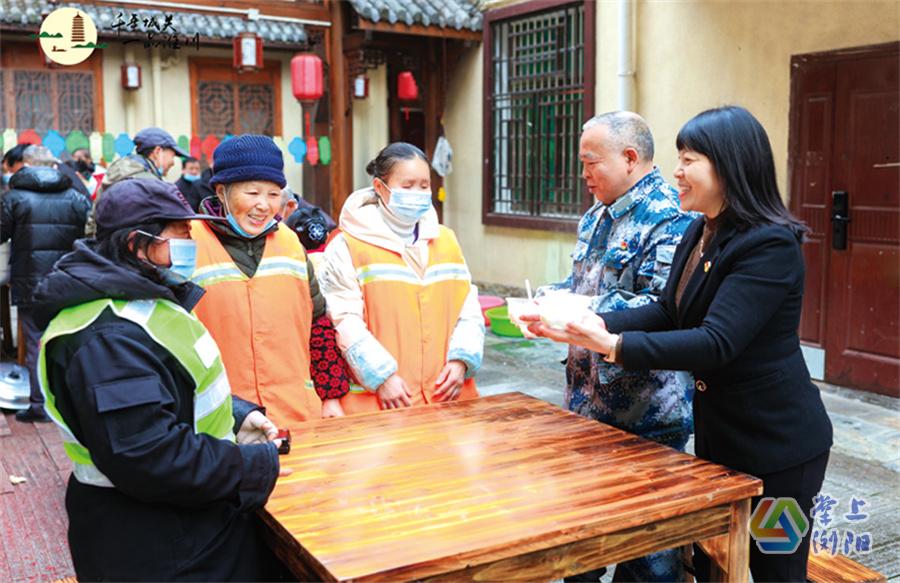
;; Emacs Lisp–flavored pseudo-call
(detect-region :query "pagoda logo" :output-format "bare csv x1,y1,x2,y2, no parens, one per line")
35,7,105,66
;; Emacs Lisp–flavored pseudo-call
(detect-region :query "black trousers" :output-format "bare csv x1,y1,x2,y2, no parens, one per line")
17,307,44,408
693,449,830,583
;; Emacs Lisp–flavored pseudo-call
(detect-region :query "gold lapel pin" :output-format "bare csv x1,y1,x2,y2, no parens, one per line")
703,261,712,273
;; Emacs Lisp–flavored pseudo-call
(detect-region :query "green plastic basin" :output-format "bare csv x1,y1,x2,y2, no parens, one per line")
485,305,524,338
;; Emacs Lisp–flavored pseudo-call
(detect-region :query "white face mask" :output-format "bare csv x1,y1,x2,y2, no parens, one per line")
378,179,432,222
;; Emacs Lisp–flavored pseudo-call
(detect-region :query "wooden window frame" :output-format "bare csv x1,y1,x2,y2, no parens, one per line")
188,57,283,138
482,0,595,232
0,41,105,133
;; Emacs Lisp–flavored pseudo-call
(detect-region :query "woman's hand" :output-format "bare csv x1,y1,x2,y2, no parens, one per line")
433,360,467,402
321,398,345,418
526,311,617,355
377,374,413,409
236,410,278,444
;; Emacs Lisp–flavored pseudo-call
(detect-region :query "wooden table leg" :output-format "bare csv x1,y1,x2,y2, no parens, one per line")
722,499,751,583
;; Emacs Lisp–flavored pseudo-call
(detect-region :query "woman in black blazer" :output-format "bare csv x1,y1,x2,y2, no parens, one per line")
528,106,833,582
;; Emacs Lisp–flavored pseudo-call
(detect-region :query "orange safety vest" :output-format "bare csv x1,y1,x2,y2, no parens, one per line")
340,226,478,414
189,221,317,429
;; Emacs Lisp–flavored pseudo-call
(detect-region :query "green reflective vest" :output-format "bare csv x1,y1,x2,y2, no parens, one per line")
39,298,235,488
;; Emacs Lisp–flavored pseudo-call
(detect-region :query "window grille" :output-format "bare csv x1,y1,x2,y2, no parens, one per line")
484,1,593,230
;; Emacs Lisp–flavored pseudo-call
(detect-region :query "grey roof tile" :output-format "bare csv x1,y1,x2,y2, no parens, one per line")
348,0,482,31
0,0,308,45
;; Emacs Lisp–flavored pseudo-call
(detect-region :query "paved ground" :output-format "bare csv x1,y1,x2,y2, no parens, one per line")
0,410,73,583
1,331,896,581
478,330,900,580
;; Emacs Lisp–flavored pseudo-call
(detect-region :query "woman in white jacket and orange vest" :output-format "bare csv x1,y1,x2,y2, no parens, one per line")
318,143,484,413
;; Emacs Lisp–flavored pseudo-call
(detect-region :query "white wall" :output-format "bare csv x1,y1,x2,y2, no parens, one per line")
101,45,306,188
351,64,390,191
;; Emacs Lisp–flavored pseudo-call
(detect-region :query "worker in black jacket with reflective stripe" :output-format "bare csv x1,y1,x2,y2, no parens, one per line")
526,106,833,582
33,179,286,581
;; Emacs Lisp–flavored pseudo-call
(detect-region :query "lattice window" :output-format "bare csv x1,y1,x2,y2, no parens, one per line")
3,70,95,134
192,60,281,138
14,71,54,133
485,1,593,229
57,72,95,132
0,44,100,135
239,84,274,135
199,81,236,136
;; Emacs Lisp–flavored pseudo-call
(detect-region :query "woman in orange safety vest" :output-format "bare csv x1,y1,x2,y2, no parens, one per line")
318,142,484,414
190,135,349,428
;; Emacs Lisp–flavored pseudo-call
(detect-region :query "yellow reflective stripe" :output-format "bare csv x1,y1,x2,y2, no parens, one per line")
191,262,247,287
423,262,470,284
356,262,470,286
256,257,308,280
356,263,419,285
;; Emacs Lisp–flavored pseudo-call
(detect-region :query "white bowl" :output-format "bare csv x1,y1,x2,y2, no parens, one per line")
537,293,592,330
505,297,539,326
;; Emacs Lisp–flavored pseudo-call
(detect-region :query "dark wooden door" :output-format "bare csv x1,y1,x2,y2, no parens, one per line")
790,43,900,397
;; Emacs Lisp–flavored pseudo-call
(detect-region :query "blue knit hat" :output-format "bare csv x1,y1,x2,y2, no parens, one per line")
209,135,286,188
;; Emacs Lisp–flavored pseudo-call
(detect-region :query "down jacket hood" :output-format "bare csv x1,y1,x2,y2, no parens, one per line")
9,166,73,193
32,239,203,329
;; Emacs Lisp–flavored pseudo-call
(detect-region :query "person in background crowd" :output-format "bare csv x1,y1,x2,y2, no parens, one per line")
73,148,102,199
86,127,190,236
318,142,484,414
102,127,187,187
1,145,90,423
33,178,285,581
534,111,694,582
526,106,833,582
280,187,300,221
284,188,336,257
176,156,205,211
2,143,31,193
59,149,94,200
192,135,350,427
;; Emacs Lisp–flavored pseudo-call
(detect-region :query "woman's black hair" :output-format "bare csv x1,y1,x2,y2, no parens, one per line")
676,105,808,239
95,220,168,277
365,142,428,180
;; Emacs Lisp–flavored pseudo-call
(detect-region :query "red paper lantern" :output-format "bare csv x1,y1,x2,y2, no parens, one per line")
291,54,324,103
397,71,419,101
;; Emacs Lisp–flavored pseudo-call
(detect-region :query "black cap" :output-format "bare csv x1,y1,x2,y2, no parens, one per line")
133,127,189,158
95,178,224,238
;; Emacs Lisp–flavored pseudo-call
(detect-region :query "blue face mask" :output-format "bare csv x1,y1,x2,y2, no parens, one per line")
182,174,201,183
379,179,433,222
223,196,276,239
136,231,197,282
2,173,11,185
168,238,197,279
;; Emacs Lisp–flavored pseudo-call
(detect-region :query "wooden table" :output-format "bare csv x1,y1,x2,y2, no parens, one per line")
261,393,763,582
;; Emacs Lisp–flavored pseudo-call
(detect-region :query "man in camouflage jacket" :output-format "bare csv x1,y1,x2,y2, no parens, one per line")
541,111,695,582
